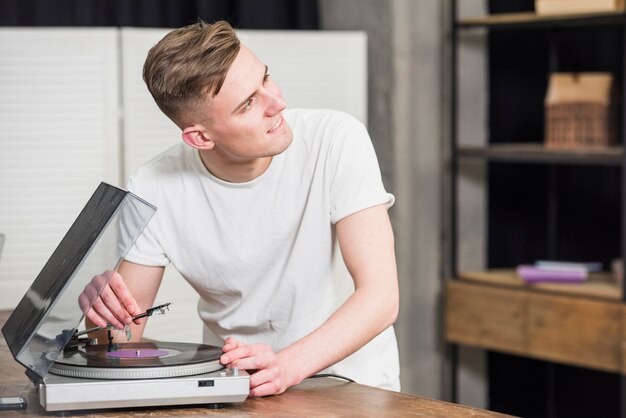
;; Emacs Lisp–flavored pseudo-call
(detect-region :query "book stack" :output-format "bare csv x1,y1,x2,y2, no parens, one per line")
516,261,601,283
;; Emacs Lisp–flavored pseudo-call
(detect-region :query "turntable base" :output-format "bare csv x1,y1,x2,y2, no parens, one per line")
40,367,249,412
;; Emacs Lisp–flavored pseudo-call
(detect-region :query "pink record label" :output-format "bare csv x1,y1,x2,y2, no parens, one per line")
106,349,169,358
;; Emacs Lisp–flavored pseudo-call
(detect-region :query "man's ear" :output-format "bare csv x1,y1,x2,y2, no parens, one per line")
182,126,214,150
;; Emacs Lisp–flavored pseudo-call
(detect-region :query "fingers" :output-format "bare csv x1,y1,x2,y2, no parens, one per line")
80,273,112,328
95,285,130,329
221,337,260,367
108,273,143,321
80,293,107,328
219,342,289,396
79,280,100,314
222,336,242,354
80,270,139,329
249,368,285,397
223,344,275,370
80,273,109,312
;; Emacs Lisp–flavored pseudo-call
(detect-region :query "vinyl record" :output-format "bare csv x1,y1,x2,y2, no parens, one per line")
48,342,224,380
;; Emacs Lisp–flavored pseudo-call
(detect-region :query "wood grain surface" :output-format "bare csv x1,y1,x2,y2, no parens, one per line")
446,279,624,373
0,311,510,417
0,311,505,418
459,269,620,300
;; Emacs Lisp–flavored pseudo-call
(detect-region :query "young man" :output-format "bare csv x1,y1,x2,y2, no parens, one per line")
84,20,400,396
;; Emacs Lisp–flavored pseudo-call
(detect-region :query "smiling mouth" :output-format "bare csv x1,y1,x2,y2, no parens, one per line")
268,115,283,133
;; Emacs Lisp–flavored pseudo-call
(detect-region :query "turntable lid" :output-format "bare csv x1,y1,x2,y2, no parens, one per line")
1,182,156,379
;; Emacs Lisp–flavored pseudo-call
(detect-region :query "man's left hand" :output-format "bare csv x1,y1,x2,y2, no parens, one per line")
220,336,300,397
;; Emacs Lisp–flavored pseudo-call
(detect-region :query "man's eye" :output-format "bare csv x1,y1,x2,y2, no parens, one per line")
263,73,270,82
242,98,255,112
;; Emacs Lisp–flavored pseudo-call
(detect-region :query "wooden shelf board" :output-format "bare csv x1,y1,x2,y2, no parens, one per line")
457,11,625,29
458,143,623,165
458,269,621,300
446,280,625,373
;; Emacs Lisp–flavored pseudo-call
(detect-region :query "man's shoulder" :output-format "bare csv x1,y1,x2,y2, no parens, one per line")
285,108,364,130
134,143,188,174
285,109,367,151
128,143,191,191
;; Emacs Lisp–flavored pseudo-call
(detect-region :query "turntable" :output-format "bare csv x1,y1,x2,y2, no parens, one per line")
1,183,249,412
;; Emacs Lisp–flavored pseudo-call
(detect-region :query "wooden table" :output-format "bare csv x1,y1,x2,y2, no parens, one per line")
0,311,508,417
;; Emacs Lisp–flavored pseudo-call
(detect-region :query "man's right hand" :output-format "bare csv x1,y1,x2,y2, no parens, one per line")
79,270,143,330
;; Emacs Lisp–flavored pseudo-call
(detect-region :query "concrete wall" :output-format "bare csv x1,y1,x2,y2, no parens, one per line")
455,0,488,409
320,0,488,406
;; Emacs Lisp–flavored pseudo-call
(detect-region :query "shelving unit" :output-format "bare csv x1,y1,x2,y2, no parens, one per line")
446,1,626,417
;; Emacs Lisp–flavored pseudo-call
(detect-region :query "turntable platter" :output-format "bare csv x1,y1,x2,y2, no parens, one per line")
48,342,223,380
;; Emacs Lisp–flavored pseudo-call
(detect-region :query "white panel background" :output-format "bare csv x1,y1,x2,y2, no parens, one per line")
0,28,366,344
0,28,120,309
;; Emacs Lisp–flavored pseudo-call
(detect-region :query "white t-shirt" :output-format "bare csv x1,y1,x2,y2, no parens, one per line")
125,109,400,390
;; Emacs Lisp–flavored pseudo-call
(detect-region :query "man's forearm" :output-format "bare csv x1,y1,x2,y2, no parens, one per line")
277,281,398,386
277,204,401,384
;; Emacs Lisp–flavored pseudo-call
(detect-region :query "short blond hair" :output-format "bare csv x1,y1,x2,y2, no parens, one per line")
143,20,241,127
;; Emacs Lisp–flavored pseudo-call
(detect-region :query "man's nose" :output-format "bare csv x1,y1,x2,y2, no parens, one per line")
264,90,286,115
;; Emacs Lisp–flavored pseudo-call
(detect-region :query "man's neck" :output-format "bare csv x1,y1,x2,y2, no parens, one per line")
198,150,272,183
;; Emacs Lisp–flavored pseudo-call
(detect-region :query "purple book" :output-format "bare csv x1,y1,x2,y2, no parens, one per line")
516,265,587,283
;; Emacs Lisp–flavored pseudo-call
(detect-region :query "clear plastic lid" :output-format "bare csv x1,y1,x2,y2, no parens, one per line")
1,182,156,379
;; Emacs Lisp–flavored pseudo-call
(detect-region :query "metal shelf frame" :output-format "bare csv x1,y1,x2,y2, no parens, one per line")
448,3,626,416
458,143,624,165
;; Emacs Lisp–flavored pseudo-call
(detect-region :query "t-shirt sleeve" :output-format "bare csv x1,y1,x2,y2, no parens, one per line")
328,116,394,224
122,173,170,267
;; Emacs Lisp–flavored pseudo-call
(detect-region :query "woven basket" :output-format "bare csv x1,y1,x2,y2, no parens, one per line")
545,102,617,148
544,73,618,149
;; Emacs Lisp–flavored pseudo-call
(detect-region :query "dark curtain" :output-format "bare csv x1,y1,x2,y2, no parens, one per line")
0,0,319,29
